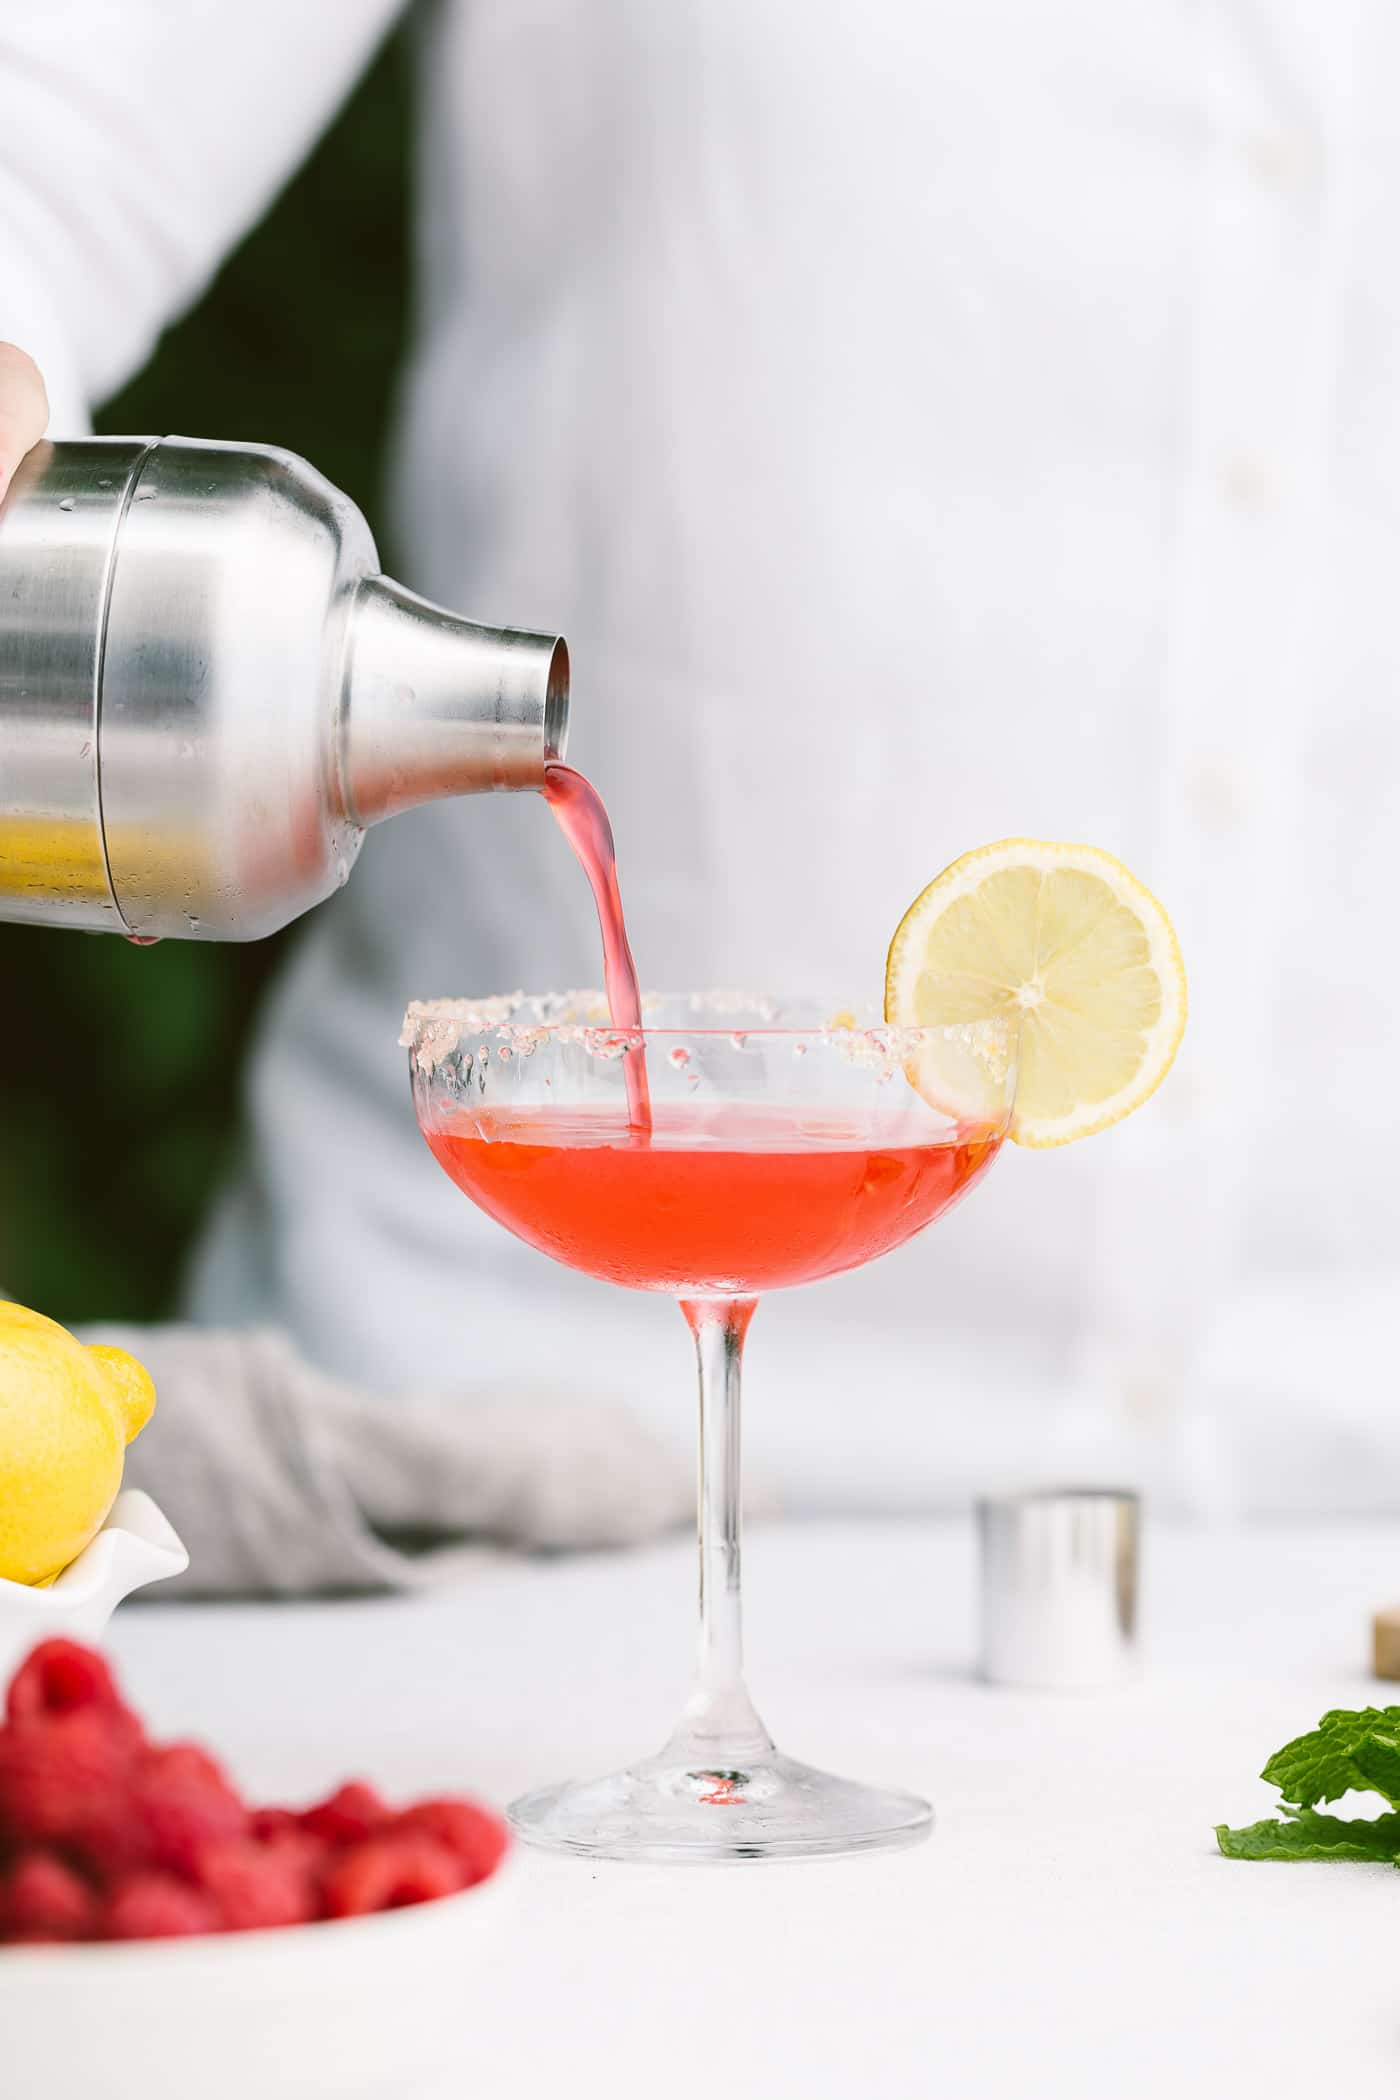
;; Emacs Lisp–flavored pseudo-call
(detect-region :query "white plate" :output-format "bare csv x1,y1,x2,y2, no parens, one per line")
0,1859,515,2100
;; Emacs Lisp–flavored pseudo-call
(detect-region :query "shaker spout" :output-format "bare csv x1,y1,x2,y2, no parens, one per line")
339,574,569,826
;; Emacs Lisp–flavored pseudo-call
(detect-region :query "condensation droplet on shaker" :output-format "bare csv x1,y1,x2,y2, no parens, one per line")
57,497,74,511
668,1046,691,1070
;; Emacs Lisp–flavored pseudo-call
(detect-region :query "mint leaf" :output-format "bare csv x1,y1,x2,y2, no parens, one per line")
1351,1722,1400,1807
1217,1809,1400,1862
1260,1706,1400,1812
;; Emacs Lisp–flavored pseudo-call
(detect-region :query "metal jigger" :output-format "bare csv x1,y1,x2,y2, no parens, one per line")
978,1488,1140,1690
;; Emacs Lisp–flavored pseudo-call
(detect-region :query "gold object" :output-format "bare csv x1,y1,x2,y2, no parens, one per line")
1371,1607,1400,1682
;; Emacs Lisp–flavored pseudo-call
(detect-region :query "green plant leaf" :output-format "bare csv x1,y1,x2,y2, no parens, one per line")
1216,1810,1400,1863
1350,1722,1400,1808
1260,1706,1400,1812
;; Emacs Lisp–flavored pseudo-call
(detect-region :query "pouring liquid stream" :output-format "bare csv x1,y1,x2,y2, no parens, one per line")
543,763,652,1134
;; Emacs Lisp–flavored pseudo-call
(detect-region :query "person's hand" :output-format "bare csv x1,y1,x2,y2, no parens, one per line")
0,344,49,504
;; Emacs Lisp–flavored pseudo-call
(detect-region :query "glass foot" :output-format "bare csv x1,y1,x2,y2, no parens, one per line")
508,1748,933,1863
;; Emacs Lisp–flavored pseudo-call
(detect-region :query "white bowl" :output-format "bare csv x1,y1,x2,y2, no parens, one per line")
0,1491,188,1690
0,1859,515,2100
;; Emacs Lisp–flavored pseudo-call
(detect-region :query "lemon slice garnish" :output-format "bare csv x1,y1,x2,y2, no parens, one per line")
885,838,1186,1147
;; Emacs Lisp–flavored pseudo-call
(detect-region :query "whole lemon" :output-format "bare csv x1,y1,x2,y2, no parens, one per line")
0,1302,155,1586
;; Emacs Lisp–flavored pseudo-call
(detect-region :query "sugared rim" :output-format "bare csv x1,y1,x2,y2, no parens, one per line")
400,990,1011,1051
399,992,1018,1092
403,991,789,1043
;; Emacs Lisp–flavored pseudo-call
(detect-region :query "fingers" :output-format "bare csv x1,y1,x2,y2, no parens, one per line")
0,343,50,505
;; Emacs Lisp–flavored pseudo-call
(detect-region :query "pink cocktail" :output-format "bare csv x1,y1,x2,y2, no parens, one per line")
404,991,1015,1861
428,1104,998,1295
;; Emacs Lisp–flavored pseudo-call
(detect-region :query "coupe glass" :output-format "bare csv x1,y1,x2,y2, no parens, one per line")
403,992,1016,1862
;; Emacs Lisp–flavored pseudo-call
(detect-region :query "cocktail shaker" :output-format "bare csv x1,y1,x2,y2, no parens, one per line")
0,436,569,941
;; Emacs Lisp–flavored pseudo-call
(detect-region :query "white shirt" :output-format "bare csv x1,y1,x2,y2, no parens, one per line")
5,0,1397,1513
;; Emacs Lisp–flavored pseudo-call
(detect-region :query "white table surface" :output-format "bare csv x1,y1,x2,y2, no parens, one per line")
108,1517,1400,2100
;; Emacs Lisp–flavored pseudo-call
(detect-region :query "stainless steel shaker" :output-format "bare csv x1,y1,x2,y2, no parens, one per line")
0,436,569,941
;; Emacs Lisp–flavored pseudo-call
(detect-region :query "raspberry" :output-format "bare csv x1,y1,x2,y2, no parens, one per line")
394,1798,508,1884
0,1643,507,1945
248,1806,300,1845
247,1808,325,1880
321,1834,465,1918
196,1838,318,1933
299,1780,389,1848
0,1708,141,1871
0,1850,98,1942
6,1639,131,1727
130,1743,247,1878
103,1872,221,1941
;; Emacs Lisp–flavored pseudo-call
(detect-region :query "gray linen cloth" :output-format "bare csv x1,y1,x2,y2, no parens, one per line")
77,1324,692,1598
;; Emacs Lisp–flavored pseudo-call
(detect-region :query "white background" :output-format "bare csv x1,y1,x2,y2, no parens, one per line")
110,1516,1400,2097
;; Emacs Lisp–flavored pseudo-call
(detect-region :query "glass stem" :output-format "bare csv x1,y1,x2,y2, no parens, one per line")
668,1296,772,1769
